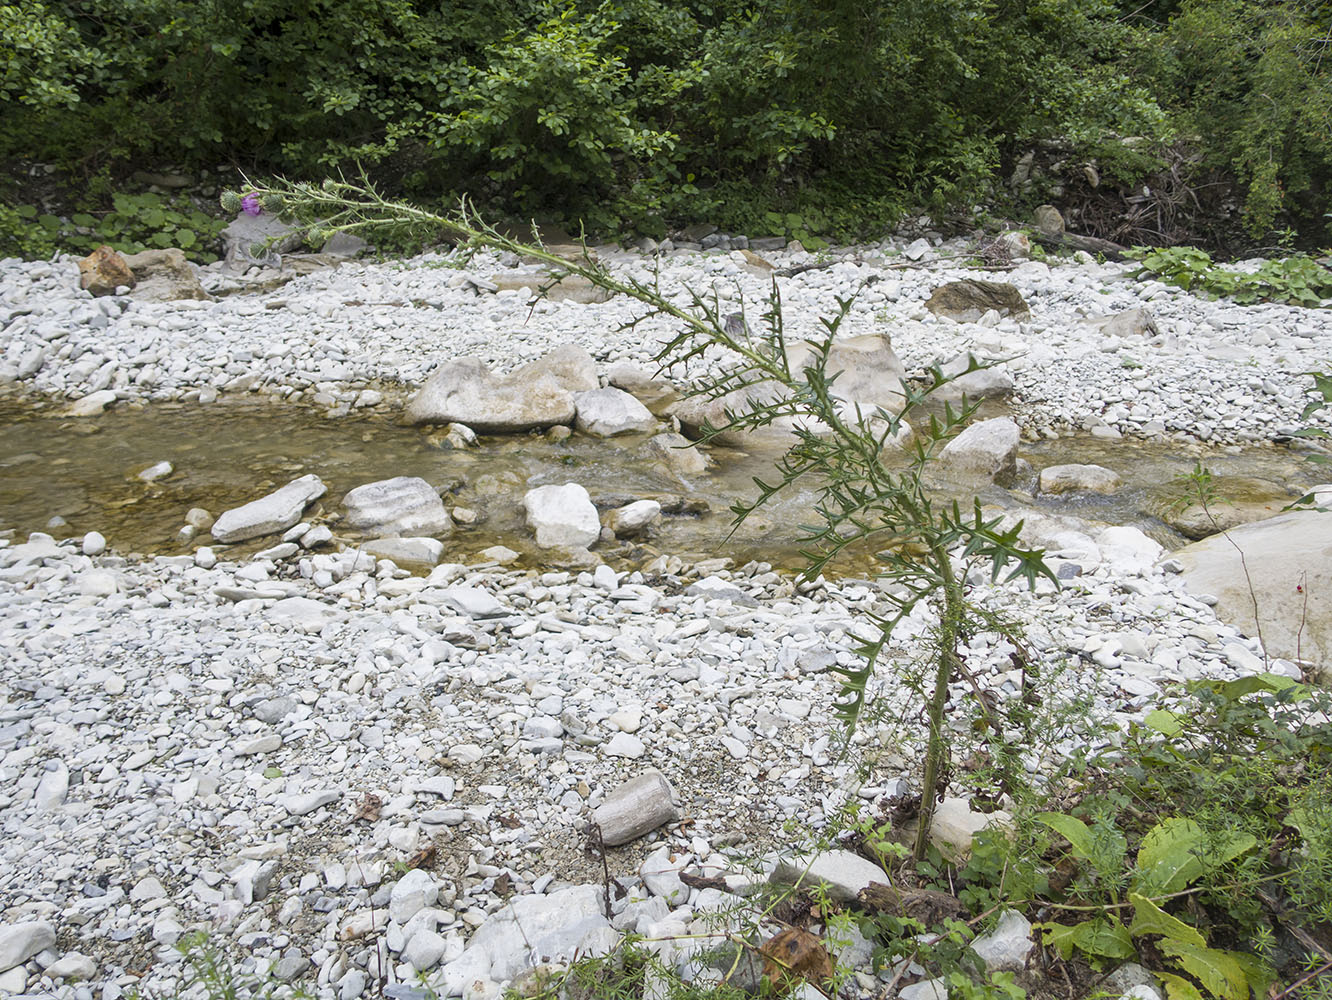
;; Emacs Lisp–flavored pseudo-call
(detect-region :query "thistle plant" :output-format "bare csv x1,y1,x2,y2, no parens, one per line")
236,175,1055,857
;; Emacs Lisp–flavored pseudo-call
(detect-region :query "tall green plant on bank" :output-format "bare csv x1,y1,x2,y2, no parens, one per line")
239,176,1055,858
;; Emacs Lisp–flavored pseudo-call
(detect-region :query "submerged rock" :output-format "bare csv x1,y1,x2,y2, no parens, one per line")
1039,463,1122,495
1145,475,1294,539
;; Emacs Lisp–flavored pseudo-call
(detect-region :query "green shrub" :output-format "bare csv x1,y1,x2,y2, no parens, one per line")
0,192,226,262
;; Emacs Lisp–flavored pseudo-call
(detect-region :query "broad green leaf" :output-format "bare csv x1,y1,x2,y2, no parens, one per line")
1128,892,1204,946
1036,812,1095,861
176,229,197,248
1039,918,1135,960
1144,709,1184,737
1136,818,1205,894
1230,951,1276,997
1158,940,1248,1000
71,212,96,227
1156,972,1205,1000
1197,673,1305,701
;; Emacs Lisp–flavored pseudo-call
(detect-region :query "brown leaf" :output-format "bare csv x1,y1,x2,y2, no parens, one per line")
352,793,382,823
404,845,437,871
858,882,970,926
497,813,522,830
759,927,833,994
492,872,511,895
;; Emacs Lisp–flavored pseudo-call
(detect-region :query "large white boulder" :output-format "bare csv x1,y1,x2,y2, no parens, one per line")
1172,509,1332,679
211,474,327,543
404,345,597,431
523,484,600,549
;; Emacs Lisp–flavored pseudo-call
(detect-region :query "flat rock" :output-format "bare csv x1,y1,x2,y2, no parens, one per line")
123,248,211,301
343,477,451,537
403,345,595,431
770,850,889,903
1172,509,1332,680
0,921,55,973
361,536,445,566
211,474,327,543
436,586,505,618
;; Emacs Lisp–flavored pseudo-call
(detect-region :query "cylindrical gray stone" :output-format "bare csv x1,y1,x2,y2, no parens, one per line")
592,771,678,846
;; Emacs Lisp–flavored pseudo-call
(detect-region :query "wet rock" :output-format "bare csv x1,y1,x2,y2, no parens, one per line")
1173,509,1332,680
573,388,656,436
343,476,451,537
78,246,136,296
592,771,678,845
66,389,119,416
1039,464,1122,495
523,483,600,549
939,417,1020,483
643,432,710,476
211,474,327,543
82,531,106,556
605,500,661,538
123,248,211,301
925,280,1031,322
1146,476,1293,539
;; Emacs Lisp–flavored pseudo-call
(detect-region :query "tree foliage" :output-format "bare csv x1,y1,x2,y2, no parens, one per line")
2,0,1330,243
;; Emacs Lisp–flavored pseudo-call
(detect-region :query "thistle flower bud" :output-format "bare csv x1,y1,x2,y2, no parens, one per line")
219,191,242,213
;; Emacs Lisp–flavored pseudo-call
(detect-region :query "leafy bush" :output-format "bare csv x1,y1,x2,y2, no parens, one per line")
0,192,226,262
1128,245,1332,305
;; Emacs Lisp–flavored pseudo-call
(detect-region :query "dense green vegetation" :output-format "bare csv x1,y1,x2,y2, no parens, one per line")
2,1,1330,248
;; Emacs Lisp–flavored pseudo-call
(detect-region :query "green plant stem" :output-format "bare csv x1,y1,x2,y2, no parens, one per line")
914,554,964,861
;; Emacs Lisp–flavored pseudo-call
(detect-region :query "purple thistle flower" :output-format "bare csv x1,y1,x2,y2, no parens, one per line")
241,192,262,216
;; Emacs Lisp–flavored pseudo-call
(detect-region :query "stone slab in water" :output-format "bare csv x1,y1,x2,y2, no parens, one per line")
343,476,451,537
211,474,327,543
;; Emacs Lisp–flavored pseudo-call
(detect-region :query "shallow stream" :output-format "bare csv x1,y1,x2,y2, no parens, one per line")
0,396,1318,573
